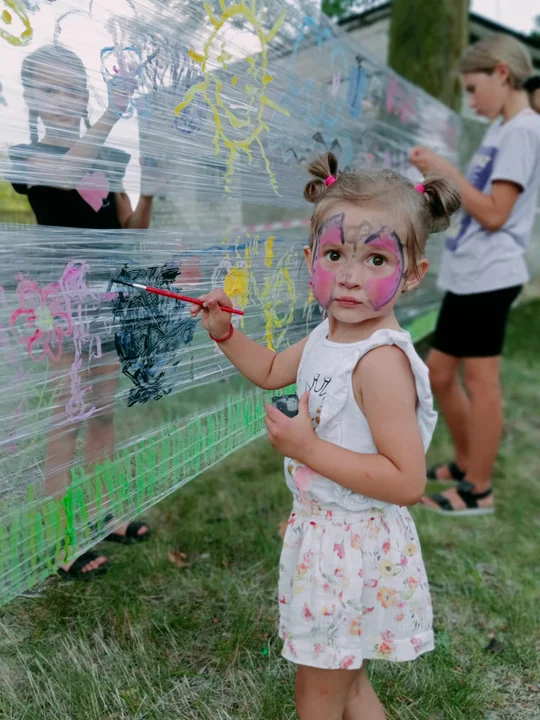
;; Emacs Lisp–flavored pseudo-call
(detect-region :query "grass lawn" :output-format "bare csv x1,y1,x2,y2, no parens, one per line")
0,300,539,720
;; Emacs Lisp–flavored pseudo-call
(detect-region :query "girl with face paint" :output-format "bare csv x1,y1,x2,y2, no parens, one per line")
191,153,460,719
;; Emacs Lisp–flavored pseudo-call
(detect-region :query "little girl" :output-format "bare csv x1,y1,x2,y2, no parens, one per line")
191,152,460,718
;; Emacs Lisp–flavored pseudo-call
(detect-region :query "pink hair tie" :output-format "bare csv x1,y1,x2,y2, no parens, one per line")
415,183,425,194
325,175,336,187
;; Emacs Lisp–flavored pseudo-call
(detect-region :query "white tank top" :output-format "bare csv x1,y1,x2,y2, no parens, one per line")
284,319,437,512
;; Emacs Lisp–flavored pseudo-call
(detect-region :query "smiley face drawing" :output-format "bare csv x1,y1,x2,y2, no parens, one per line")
174,1,289,194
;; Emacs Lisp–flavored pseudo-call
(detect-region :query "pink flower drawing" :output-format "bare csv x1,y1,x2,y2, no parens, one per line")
10,277,72,362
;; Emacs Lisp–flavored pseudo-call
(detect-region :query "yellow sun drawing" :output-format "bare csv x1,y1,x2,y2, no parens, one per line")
175,0,289,193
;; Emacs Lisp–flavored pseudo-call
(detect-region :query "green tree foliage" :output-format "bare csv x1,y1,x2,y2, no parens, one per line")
322,0,355,18
529,14,540,49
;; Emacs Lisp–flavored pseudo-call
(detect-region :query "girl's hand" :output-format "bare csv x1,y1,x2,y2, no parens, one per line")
409,146,454,176
264,393,316,461
190,289,233,339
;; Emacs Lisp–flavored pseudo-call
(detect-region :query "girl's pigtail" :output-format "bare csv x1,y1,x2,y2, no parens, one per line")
304,152,339,204
421,174,461,233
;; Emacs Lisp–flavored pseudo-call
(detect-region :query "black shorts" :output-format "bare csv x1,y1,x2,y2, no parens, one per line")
432,286,522,358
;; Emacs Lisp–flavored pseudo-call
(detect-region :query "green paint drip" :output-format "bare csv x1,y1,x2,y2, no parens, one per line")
62,490,75,562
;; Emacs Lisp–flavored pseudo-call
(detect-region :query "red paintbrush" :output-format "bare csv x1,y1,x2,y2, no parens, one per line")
112,278,244,316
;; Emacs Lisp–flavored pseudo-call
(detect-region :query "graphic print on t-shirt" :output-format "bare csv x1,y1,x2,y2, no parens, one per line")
304,373,332,429
445,145,498,252
287,373,332,500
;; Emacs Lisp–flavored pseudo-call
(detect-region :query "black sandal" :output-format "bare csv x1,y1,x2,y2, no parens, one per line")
427,461,465,483
424,481,495,516
103,521,150,545
57,551,108,581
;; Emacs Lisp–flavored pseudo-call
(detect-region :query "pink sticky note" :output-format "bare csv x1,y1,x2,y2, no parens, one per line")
77,172,110,212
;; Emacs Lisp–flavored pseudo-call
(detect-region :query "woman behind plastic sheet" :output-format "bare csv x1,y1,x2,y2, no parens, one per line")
410,33,540,516
9,44,154,578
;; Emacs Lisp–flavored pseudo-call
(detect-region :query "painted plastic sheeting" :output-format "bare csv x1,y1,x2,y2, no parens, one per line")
0,0,460,604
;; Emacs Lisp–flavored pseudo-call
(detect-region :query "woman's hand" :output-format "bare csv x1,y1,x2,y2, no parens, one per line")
190,289,233,340
409,146,455,177
264,393,316,461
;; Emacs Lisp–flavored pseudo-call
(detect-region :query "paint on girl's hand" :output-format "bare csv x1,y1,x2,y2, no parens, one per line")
364,229,405,311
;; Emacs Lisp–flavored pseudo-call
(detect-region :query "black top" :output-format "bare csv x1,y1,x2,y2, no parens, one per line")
9,143,130,229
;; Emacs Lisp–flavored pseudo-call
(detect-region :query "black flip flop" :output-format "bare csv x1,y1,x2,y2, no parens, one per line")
103,521,150,545
57,551,108,581
423,481,494,516
427,461,465,483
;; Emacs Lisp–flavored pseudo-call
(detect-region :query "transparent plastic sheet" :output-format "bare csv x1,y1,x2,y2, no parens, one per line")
0,0,461,604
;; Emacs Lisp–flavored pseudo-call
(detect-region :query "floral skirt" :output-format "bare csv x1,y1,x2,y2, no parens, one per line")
278,499,434,670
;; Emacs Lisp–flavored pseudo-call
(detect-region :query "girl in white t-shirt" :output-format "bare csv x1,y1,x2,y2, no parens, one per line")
410,33,540,516
190,153,460,719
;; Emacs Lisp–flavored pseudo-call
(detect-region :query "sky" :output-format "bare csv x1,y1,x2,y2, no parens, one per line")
471,0,538,35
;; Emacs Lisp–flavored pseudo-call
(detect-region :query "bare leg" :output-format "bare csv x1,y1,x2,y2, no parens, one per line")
295,665,360,720
421,356,500,511
462,357,502,491
84,354,119,466
85,353,147,539
43,353,108,572
343,664,386,720
427,349,470,474
44,353,82,498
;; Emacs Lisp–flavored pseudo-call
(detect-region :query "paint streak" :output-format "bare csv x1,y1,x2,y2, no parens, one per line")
260,261,296,351
265,236,275,268
174,2,289,193
224,267,249,306
0,0,32,47
60,261,103,421
112,265,196,406
364,230,404,310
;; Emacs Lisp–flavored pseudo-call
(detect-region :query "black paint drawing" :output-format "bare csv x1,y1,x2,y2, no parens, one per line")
112,264,196,406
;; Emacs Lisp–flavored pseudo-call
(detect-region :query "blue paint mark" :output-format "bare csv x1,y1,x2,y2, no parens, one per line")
289,15,349,129
348,62,367,120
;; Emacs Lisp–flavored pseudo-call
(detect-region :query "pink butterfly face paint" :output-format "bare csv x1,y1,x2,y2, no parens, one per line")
310,213,344,310
364,229,405,310
310,213,406,313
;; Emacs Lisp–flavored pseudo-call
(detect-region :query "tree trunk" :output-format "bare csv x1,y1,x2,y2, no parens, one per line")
389,0,470,112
